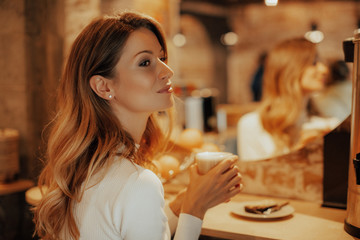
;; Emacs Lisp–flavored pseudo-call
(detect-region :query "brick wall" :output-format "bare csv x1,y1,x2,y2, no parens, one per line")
0,0,357,179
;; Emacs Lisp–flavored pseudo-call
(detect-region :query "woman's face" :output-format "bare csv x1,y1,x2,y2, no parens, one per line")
110,27,174,115
300,61,328,94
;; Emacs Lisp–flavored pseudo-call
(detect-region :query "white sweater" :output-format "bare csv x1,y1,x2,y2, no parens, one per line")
237,111,339,161
73,158,202,240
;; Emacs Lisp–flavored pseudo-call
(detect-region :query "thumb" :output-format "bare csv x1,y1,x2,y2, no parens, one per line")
189,164,197,173
189,164,200,178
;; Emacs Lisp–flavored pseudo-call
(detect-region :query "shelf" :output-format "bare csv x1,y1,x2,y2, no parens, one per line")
0,179,34,195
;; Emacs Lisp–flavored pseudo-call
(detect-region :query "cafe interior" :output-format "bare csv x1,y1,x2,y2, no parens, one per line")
1,0,360,239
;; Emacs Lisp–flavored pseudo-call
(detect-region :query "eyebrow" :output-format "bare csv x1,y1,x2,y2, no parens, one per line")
135,50,153,57
134,48,164,57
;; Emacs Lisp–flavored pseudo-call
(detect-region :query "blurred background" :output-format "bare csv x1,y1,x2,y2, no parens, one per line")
1,0,359,239
0,0,358,180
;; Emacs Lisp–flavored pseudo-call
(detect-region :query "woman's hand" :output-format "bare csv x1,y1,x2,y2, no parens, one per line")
169,188,186,217
180,155,242,220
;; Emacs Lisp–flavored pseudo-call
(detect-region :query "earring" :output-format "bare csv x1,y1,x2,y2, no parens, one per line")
109,94,112,99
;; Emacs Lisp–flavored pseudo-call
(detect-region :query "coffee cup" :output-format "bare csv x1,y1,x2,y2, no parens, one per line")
196,152,234,174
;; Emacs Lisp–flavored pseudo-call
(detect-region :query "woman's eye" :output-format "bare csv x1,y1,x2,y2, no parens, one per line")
139,60,150,67
160,57,167,62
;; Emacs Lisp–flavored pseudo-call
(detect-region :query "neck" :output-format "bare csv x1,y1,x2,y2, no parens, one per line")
297,96,310,126
111,106,150,144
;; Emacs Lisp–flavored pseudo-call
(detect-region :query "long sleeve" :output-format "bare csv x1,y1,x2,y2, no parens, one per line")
164,203,203,240
237,111,276,161
119,169,170,240
173,214,203,240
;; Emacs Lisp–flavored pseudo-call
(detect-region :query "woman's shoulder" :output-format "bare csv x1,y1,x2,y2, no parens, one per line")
110,159,164,211
92,158,163,209
241,111,260,120
75,159,165,239
105,158,162,189
238,111,261,129
127,162,162,191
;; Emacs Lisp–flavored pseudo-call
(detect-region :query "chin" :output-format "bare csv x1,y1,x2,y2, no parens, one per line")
165,94,174,106
163,99,174,110
157,96,174,111
307,84,324,93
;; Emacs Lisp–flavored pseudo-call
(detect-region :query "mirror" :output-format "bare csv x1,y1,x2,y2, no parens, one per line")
310,60,353,122
236,58,352,161
236,116,351,202
236,135,325,202
176,1,355,162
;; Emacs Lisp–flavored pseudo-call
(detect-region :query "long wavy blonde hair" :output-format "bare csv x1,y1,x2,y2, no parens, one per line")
259,37,317,153
33,12,171,240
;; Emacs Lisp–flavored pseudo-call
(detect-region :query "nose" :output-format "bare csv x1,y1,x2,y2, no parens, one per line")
159,60,174,81
316,62,329,76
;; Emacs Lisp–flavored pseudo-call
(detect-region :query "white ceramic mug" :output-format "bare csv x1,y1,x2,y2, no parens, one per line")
196,152,233,174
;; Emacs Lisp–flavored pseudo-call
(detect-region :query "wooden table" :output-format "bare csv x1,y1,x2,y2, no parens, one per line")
201,193,352,240
164,172,352,240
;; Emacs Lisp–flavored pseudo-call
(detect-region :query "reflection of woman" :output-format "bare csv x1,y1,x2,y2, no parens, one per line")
311,59,352,121
237,37,339,161
34,12,242,239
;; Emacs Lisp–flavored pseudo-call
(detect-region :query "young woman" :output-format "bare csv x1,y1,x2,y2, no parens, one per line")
237,37,339,161
34,12,242,240
311,59,352,121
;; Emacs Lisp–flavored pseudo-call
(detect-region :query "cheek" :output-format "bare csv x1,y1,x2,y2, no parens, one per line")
301,67,321,86
121,72,155,95
300,70,312,88
301,68,324,92
115,73,158,110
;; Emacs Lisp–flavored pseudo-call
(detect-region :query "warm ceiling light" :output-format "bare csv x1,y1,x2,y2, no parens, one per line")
265,0,278,6
221,32,238,46
173,33,186,47
304,23,324,43
304,30,324,43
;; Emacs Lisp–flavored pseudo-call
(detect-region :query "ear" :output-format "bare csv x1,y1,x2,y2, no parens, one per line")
89,75,113,100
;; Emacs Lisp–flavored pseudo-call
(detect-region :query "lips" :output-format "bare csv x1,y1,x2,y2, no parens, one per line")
157,83,173,93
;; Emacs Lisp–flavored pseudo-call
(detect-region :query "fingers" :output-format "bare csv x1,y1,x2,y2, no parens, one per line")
224,154,238,162
215,183,243,206
189,164,200,178
223,165,240,181
221,164,243,201
184,158,244,216
226,183,243,200
225,172,242,191
189,156,243,194
189,164,197,173
211,157,238,175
